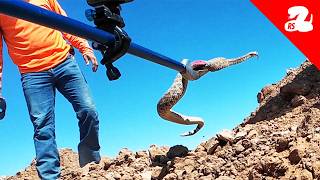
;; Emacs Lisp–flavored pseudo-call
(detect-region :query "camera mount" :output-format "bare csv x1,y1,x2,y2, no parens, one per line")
86,0,133,80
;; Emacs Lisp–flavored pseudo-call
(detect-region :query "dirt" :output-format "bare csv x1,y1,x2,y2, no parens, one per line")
6,61,320,180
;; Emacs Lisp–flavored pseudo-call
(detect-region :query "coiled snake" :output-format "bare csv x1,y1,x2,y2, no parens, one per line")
157,51,258,136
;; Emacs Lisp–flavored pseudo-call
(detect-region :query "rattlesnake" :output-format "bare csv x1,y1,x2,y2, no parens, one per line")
157,52,258,136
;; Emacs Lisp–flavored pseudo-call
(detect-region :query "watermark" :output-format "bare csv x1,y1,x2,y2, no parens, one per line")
285,6,313,32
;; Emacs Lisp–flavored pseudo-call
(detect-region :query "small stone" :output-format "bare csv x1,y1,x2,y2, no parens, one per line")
136,151,148,158
241,139,252,149
291,95,307,107
204,138,219,153
306,135,312,142
216,175,234,180
312,161,320,178
184,165,194,174
148,145,169,162
199,175,214,180
315,127,320,133
276,137,289,152
207,142,219,155
195,144,206,152
121,174,133,180
290,126,298,132
151,166,163,179
141,171,152,180
217,129,235,143
288,149,302,165
113,173,122,179
167,145,189,159
234,131,247,142
163,173,178,180
257,84,276,103
116,148,135,163
235,144,245,154
247,130,259,139
300,169,313,180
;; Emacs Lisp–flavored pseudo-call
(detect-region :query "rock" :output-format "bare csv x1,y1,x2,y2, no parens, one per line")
257,92,264,104
195,143,206,152
163,173,178,180
207,142,219,155
254,157,288,177
315,127,320,133
241,139,252,149
203,138,220,155
234,131,247,142
217,129,235,143
275,137,289,152
247,129,259,139
286,68,297,75
288,149,303,165
184,165,194,174
312,161,320,178
300,169,313,180
291,95,307,107
148,145,169,163
150,166,164,179
121,174,133,180
249,169,262,180
234,144,245,154
297,115,313,138
167,145,189,159
199,175,214,180
257,84,276,103
116,148,135,163
113,172,122,179
216,176,234,180
141,171,152,180
204,137,219,153
136,151,149,158
290,126,298,132
281,81,311,100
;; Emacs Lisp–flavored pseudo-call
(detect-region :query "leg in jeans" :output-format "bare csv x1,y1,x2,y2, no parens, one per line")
54,59,101,167
21,72,60,180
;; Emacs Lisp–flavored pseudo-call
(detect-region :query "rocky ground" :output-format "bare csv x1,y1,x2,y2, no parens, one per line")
6,61,320,180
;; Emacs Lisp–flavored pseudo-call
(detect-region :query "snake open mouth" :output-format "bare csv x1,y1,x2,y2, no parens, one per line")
191,60,208,71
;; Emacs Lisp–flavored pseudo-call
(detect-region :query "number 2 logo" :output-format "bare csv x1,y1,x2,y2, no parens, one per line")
285,6,313,32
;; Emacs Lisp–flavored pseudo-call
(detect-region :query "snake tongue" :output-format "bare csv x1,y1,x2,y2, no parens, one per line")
191,60,208,70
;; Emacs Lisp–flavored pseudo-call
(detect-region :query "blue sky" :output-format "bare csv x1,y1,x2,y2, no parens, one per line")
0,0,305,176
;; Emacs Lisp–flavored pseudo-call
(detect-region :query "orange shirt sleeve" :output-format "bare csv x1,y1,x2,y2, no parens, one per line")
48,0,94,55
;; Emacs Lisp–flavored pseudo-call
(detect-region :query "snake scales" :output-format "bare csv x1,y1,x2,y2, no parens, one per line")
157,51,258,136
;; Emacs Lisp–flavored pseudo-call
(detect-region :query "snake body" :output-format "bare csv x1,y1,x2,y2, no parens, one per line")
157,52,258,136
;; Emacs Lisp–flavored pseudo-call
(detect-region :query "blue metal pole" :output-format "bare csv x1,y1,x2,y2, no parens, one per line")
0,0,186,73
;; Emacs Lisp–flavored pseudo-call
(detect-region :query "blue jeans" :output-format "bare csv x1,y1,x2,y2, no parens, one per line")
21,59,101,180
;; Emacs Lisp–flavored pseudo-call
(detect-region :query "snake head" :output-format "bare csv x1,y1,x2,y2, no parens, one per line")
190,60,209,78
191,60,208,70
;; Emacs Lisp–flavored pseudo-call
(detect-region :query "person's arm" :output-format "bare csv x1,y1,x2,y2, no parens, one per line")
48,0,98,72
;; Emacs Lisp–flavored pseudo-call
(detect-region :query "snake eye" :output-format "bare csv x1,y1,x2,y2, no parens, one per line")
191,60,207,71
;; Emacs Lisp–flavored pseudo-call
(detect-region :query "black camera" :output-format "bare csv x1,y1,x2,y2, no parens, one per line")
86,0,133,81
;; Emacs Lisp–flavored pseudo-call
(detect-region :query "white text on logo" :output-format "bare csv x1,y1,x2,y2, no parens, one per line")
285,6,313,32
